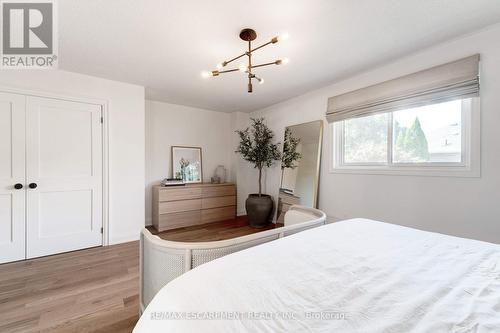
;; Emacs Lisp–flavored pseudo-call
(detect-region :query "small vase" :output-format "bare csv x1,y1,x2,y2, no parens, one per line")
181,166,187,182
215,165,226,183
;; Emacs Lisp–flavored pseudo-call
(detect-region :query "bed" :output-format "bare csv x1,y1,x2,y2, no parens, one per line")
134,218,500,332
139,205,327,312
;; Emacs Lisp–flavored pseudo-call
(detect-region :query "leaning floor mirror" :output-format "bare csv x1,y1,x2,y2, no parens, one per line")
277,120,323,224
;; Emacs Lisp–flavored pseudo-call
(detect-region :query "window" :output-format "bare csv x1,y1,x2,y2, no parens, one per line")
392,101,462,164
332,98,479,176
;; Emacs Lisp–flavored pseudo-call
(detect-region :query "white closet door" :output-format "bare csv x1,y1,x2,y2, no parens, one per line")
0,93,26,264
26,96,103,258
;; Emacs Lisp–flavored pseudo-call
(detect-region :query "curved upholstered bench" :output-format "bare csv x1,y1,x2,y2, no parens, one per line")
139,205,327,312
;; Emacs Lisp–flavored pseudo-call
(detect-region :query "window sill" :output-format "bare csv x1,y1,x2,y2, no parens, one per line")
329,165,480,178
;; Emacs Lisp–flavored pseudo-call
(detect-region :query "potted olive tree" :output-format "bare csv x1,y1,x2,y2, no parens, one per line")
236,118,281,228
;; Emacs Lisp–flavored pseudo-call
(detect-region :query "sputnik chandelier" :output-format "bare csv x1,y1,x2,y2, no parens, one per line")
201,28,289,93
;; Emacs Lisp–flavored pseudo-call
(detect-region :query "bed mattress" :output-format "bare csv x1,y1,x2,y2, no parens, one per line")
134,219,500,332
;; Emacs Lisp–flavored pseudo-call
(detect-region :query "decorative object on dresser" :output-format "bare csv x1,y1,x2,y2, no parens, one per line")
277,120,323,223
161,178,185,186
171,146,203,183
152,183,236,232
211,165,227,184
236,118,281,228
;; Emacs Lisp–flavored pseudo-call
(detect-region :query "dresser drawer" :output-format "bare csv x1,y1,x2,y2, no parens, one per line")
201,206,235,223
157,211,202,231
158,187,202,202
159,199,202,214
152,184,237,232
202,196,236,209
202,185,236,198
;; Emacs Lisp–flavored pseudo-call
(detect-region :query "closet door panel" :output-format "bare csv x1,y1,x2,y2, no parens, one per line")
0,92,26,264
26,96,103,258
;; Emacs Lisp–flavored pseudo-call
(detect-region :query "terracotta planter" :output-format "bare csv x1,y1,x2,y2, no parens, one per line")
246,194,273,228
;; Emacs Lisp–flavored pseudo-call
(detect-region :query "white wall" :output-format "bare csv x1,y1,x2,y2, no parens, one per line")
145,100,233,225
230,111,251,216
239,24,500,244
0,70,145,245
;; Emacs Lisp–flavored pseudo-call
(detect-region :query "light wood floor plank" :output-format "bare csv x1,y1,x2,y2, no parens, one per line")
0,242,139,333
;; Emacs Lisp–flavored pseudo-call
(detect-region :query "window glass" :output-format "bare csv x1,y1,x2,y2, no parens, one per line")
344,113,388,164
392,100,462,163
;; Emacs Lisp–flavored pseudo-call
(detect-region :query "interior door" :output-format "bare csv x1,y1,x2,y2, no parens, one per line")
26,96,103,258
0,92,26,264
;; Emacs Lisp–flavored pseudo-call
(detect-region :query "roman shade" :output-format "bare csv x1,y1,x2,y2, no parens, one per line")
326,54,480,123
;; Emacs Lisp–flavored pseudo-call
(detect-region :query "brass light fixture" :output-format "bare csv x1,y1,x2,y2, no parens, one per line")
201,28,289,93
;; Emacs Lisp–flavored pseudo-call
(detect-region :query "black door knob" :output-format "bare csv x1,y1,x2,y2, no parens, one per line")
14,183,23,189
29,183,37,189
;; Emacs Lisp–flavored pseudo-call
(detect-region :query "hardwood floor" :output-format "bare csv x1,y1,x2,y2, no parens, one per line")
0,242,139,333
148,215,283,242
0,217,280,332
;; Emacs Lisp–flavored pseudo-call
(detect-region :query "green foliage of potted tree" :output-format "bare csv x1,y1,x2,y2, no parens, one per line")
236,118,281,228
281,127,302,184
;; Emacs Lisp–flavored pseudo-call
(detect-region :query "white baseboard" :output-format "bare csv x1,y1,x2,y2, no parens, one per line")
109,233,140,245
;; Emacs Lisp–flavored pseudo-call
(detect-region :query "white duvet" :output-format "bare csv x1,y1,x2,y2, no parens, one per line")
134,219,500,332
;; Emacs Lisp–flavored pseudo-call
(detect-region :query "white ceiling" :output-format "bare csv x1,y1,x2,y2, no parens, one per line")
59,0,500,113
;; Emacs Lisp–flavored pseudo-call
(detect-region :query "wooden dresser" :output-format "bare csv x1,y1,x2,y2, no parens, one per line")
152,183,236,232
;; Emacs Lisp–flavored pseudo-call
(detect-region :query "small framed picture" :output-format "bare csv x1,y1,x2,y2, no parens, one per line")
171,146,203,183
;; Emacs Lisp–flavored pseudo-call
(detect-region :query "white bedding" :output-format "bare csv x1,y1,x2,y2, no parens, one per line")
134,219,500,332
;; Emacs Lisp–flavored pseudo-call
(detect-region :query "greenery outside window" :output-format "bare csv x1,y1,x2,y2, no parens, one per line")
331,98,480,177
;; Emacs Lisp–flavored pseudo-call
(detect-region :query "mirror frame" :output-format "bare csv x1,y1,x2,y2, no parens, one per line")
280,120,324,208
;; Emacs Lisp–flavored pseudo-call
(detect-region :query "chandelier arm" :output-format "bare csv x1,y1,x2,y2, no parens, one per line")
220,39,275,69
223,53,247,67
250,61,279,69
250,40,273,53
217,68,240,74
